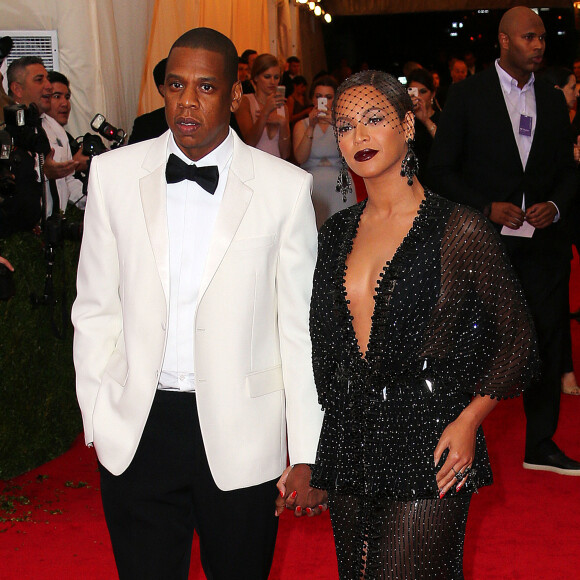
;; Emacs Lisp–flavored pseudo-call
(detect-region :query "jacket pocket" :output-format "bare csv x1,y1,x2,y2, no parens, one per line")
246,365,284,398
103,348,129,387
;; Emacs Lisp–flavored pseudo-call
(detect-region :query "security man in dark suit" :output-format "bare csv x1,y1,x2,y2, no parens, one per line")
128,58,169,145
429,6,579,475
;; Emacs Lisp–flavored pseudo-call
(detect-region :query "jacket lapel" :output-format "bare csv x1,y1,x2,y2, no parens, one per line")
197,134,254,308
140,132,171,304
489,69,525,172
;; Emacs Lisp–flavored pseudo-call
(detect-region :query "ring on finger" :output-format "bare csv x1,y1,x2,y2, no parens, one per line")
454,470,465,482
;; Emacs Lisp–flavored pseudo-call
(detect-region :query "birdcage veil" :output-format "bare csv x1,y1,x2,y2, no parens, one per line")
332,70,419,196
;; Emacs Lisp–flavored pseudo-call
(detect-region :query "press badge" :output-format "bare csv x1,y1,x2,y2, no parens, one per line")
519,114,532,136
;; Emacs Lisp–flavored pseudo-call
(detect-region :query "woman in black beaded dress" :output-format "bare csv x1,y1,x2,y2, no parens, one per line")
308,71,537,579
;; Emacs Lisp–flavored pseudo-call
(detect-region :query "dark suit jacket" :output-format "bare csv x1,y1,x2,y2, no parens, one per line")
128,107,168,145
428,66,577,264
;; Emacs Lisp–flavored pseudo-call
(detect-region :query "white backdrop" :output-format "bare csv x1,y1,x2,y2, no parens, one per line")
0,0,155,140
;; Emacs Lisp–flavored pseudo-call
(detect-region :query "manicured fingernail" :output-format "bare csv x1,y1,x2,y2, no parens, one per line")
306,507,312,514
279,489,284,497
296,506,302,513
290,490,297,498
318,504,325,511
439,490,445,499
456,484,461,493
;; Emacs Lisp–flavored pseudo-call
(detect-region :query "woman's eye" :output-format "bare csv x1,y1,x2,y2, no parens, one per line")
368,116,385,125
337,124,352,135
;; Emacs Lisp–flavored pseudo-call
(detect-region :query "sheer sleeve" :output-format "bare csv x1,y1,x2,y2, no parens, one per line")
421,205,538,399
310,222,340,411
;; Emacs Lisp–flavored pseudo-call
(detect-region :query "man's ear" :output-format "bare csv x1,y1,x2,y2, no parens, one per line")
230,80,243,113
9,81,23,101
498,32,509,52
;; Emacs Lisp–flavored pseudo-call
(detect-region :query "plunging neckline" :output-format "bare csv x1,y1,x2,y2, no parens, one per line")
343,194,428,362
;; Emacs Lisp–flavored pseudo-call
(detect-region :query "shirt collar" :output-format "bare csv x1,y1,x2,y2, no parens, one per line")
167,127,234,176
495,59,535,94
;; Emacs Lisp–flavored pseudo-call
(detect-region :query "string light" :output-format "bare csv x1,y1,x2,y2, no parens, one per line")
295,0,332,23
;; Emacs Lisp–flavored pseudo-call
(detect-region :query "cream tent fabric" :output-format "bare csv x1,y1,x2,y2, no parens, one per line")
138,0,271,115
1,0,154,141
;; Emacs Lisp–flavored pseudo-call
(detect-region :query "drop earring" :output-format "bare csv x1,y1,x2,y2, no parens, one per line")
400,140,419,186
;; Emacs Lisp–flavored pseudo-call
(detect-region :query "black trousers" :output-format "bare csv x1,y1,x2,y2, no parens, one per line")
99,390,279,580
510,252,570,458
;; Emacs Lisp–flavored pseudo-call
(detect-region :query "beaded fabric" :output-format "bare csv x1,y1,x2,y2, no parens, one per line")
310,190,537,578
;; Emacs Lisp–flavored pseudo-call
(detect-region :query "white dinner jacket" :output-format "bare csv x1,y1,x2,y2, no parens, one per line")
72,130,324,490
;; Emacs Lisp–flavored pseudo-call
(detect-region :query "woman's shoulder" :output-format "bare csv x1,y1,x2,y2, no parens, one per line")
319,201,364,240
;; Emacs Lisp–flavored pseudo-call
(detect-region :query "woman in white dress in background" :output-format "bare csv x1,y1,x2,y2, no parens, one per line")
293,75,357,228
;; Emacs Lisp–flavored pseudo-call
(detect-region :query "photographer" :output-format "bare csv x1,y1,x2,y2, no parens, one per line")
45,71,86,210
2,57,49,235
47,71,89,173
7,57,82,218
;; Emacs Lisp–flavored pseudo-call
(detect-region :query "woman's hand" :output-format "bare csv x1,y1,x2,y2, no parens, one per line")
308,104,332,127
434,415,477,498
261,93,286,123
412,95,429,124
275,464,328,517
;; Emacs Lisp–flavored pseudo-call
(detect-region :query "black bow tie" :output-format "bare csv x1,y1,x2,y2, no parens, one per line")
165,153,219,194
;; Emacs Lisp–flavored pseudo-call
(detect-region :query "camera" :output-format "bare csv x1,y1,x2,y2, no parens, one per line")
80,133,107,157
0,128,15,202
45,214,83,244
3,103,50,155
90,114,126,147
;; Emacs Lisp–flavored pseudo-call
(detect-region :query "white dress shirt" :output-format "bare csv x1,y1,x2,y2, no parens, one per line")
495,59,558,219
159,129,234,392
41,113,86,216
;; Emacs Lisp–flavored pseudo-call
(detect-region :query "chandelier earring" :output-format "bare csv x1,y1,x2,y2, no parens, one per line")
400,139,419,186
336,157,353,203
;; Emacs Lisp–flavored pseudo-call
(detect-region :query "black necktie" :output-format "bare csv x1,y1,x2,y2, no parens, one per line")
165,153,219,194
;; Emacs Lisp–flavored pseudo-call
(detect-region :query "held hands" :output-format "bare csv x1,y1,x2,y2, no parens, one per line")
275,464,328,517
434,416,477,498
43,148,78,180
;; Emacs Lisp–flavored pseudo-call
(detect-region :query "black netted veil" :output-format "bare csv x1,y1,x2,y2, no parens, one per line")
332,70,414,141
332,71,419,196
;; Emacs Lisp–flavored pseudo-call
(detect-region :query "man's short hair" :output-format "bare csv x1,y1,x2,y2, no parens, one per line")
240,49,257,65
287,56,300,64
169,28,238,87
6,55,45,97
153,58,167,87
47,70,70,88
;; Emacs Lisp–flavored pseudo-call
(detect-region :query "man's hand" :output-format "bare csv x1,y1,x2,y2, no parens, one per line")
275,464,327,517
43,148,78,180
72,148,90,173
525,202,557,229
488,202,525,229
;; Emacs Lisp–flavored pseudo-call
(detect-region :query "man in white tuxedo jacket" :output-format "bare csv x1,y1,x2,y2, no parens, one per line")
72,28,324,580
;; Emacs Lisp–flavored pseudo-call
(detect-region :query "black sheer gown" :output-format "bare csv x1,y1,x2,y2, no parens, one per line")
310,190,537,579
